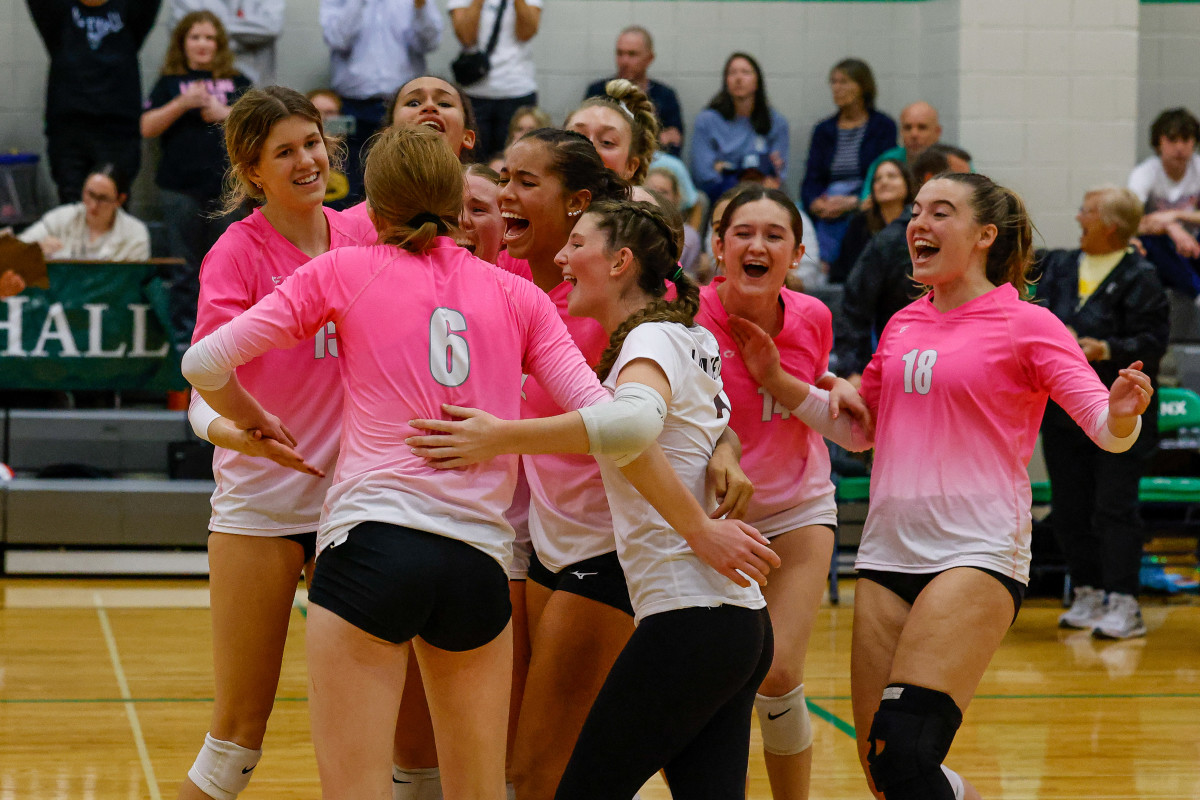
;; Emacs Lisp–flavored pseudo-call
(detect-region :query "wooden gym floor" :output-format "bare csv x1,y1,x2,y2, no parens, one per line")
2,577,1198,799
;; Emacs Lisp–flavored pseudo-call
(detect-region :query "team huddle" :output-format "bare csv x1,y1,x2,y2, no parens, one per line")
176,78,1154,800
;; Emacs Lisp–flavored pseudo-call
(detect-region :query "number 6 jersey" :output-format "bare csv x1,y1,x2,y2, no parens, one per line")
192,237,609,570
856,283,1140,584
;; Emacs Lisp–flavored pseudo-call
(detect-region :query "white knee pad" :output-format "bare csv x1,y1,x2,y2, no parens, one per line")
187,733,262,800
392,766,442,800
755,684,813,756
942,765,965,800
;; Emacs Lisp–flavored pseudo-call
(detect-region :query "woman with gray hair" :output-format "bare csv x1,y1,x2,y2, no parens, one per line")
1036,185,1171,640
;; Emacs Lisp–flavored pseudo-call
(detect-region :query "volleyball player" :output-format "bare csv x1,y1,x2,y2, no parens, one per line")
496,128,752,799
175,86,375,800
406,199,780,799
698,183,868,800
729,173,1154,800
564,78,659,185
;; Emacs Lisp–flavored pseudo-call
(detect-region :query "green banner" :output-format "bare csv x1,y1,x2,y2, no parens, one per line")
0,261,186,391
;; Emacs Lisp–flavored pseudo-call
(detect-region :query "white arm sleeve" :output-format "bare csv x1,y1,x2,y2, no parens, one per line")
181,335,233,392
187,392,222,443
577,382,667,467
1090,408,1142,453
791,387,873,452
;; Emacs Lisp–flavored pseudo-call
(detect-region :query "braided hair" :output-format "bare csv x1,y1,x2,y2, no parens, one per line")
588,200,700,381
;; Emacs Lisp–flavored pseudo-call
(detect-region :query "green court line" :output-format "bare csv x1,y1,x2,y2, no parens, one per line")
806,699,856,738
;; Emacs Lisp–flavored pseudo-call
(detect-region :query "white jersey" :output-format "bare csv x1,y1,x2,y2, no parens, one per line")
597,322,766,622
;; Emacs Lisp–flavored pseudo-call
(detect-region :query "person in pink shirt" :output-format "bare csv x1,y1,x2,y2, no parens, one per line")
406,199,780,798
175,86,375,800
697,184,867,800
497,127,752,799
730,172,1153,800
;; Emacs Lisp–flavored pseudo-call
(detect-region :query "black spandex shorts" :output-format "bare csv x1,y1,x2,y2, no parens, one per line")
527,549,634,617
207,531,316,563
857,566,1026,622
283,532,317,563
308,521,512,650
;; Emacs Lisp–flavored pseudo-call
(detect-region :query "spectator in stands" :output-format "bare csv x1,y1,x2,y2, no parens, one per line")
800,58,897,267
305,90,353,204
448,0,542,162
1038,186,1169,640
170,0,284,85
585,26,684,157
320,0,444,202
142,10,251,350
17,164,150,261
691,52,789,205
645,167,702,279
506,105,552,147
830,157,916,283
1128,107,1200,300
26,0,164,205
833,143,970,381
306,88,343,122
859,100,941,201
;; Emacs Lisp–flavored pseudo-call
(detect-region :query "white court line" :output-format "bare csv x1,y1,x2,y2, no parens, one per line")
94,592,163,800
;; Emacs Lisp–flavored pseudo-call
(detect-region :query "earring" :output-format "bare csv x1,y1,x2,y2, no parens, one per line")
568,209,581,217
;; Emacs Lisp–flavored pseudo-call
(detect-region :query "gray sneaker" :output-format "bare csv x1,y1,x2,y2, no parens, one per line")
1092,592,1147,640
1059,585,1106,629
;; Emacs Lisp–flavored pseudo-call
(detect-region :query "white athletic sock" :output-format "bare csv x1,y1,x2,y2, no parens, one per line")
392,766,442,800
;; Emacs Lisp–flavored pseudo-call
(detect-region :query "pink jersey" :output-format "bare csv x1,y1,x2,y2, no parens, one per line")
697,280,836,522
200,237,609,568
342,200,373,236
520,280,615,571
193,206,376,534
857,283,1132,583
496,250,534,281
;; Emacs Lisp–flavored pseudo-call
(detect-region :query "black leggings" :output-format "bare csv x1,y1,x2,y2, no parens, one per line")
554,605,773,800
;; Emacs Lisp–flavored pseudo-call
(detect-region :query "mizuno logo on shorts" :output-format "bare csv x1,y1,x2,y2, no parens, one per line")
571,571,599,579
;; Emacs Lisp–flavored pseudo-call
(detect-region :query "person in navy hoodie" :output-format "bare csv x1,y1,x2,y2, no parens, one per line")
800,58,896,267
27,0,164,205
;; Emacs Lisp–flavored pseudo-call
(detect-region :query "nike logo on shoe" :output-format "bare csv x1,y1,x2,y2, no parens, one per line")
767,708,791,720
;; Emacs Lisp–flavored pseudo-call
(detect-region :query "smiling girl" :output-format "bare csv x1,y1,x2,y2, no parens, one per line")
833,173,1149,800
698,185,866,800
174,86,375,800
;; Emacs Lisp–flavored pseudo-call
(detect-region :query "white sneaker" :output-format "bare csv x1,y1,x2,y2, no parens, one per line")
1092,592,1147,640
1059,585,1106,629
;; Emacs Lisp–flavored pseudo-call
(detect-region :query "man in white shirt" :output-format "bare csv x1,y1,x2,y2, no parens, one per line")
1127,107,1200,298
320,0,444,202
447,0,542,160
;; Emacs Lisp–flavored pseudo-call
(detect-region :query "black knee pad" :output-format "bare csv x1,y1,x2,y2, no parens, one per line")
867,683,963,800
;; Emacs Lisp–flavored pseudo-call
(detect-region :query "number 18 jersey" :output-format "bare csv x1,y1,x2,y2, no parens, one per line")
857,284,1124,584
